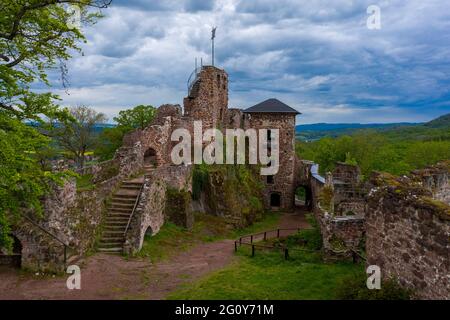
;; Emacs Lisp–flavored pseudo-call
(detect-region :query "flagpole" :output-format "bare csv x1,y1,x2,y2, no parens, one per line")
211,27,216,66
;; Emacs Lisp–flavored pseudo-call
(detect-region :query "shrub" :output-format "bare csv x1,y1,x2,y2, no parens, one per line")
286,214,322,250
336,273,413,300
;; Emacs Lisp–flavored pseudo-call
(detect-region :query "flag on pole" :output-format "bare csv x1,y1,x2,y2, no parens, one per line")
211,27,217,40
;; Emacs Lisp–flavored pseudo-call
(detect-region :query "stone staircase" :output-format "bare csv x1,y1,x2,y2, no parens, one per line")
98,178,144,254
144,164,156,175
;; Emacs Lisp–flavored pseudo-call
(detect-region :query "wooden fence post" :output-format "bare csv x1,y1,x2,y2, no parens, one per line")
252,245,255,257
277,229,280,238
284,248,289,260
234,241,237,252
263,232,267,241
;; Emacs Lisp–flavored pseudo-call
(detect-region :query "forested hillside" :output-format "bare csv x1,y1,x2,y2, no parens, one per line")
296,113,450,178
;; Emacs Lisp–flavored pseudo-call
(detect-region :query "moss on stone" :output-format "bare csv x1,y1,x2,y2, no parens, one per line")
419,197,450,221
191,163,265,227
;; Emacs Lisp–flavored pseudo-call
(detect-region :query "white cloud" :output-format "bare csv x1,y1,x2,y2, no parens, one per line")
37,0,450,124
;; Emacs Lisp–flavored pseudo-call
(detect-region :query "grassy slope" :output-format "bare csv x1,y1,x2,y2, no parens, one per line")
167,248,363,300
137,212,280,263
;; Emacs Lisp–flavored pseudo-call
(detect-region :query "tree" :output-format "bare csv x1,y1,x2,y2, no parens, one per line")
114,105,157,130
95,105,157,161
0,0,111,249
53,105,107,168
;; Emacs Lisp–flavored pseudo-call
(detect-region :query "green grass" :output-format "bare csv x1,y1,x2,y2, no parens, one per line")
167,247,364,300
137,212,281,263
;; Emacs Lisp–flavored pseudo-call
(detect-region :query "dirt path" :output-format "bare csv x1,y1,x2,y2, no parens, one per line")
0,210,309,300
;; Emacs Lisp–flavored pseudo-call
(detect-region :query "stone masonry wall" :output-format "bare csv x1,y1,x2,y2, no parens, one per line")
184,66,228,130
366,171,450,300
244,112,297,211
123,165,193,254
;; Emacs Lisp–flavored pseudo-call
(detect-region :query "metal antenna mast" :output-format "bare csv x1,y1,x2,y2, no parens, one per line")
211,26,217,66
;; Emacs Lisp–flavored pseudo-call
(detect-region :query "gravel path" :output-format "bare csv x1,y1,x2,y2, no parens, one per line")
0,210,309,300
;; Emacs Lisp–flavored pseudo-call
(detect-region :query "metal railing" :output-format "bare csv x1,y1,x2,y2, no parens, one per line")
124,180,145,237
234,228,319,260
187,66,202,96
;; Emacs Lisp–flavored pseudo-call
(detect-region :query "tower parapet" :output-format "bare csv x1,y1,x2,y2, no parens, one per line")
183,66,228,129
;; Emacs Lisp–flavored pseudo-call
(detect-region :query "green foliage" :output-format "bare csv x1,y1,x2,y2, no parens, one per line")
295,186,306,201
0,0,109,121
113,105,157,131
319,185,334,212
336,273,412,300
0,113,69,250
285,214,322,250
191,163,265,226
95,126,128,161
0,0,110,248
95,105,157,161
76,174,94,192
423,113,450,129
297,129,450,178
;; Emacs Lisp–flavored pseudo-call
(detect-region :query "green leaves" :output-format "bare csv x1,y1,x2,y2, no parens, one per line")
0,1,111,248
114,105,157,130
297,130,450,178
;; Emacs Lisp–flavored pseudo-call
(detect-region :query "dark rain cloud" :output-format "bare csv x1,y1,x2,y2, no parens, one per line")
41,0,450,123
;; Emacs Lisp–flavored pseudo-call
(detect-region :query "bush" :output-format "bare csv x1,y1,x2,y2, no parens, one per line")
336,273,412,300
286,214,322,250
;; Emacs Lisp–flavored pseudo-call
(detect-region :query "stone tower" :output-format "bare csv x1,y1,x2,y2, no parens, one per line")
183,66,228,129
243,98,300,211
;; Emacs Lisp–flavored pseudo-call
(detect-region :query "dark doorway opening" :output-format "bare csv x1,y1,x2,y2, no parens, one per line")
295,186,313,210
270,193,281,207
0,235,22,268
144,226,153,237
144,148,157,167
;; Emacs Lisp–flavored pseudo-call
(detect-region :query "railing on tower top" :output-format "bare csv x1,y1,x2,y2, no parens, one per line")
187,66,202,96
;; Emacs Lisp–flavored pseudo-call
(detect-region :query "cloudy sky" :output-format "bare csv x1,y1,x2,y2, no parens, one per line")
43,0,450,124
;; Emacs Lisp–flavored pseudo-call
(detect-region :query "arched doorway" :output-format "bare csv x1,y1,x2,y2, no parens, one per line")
0,235,22,268
144,226,153,237
270,193,281,208
295,186,313,210
144,148,157,167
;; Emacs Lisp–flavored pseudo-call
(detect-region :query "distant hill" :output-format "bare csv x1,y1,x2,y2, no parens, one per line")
424,113,450,128
295,122,421,141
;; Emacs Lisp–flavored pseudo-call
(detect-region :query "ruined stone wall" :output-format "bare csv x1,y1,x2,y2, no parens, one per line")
8,142,145,272
123,165,193,254
225,108,244,129
412,161,449,205
244,112,297,210
366,172,450,300
306,162,367,259
183,66,228,130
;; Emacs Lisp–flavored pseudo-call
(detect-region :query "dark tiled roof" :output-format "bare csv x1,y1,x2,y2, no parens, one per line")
244,98,301,114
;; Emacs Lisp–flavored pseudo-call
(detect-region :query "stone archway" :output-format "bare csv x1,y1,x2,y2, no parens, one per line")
144,147,158,167
0,235,22,268
295,185,313,210
144,226,153,237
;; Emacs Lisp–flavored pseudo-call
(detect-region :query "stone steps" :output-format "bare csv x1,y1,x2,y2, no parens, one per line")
109,204,134,210
98,178,145,255
97,247,123,254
